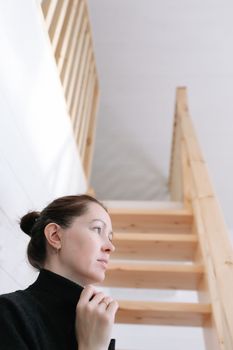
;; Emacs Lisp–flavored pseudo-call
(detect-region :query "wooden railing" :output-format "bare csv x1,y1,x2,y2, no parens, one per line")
169,87,233,349
40,0,99,180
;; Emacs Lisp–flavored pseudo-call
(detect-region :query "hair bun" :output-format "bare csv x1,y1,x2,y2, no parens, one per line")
20,211,40,237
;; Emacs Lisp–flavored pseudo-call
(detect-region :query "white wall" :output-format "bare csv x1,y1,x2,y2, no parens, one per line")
88,0,233,235
0,0,87,292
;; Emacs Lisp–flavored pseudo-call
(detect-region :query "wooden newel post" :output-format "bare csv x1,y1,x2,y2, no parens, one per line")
169,87,192,210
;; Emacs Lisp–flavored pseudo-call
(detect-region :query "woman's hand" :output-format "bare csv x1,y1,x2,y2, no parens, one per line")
75,285,119,350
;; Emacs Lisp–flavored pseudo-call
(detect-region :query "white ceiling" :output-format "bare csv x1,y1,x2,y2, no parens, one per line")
88,0,233,231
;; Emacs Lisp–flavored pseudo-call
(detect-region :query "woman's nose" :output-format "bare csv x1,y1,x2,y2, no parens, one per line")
102,238,115,253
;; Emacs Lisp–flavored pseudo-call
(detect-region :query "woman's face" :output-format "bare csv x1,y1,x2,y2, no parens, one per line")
57,202,115,286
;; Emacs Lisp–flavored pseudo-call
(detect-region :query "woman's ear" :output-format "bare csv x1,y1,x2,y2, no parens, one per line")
44,223,62,250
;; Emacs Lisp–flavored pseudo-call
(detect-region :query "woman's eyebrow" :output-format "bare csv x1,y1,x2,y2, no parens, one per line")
90,219,106,226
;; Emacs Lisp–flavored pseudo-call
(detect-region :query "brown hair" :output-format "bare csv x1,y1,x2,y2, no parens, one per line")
20,195,107,270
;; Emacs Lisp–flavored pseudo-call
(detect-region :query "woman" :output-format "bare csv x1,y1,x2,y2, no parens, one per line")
0,195,118,350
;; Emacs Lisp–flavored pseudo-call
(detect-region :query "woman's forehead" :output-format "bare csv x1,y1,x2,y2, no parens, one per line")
79,202,111,225
87,202,108,215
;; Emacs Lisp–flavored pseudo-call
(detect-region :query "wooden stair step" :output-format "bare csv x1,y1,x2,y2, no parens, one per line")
104,263,203,290
109,208,193,233
116,300,211,327
112,233,197,261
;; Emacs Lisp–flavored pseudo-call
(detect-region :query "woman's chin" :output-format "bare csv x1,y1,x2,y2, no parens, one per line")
91,272,106,285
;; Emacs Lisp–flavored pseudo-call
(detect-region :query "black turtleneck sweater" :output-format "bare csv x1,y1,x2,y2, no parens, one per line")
0,269,115,350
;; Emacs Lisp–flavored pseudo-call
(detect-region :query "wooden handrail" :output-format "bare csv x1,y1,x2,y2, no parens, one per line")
169,87,233,349
40,0,99,182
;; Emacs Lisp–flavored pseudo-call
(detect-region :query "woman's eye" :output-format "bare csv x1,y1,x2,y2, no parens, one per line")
93,227,101,234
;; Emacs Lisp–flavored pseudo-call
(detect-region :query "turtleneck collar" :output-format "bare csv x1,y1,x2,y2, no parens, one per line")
27,269,83,306
25,269,116,350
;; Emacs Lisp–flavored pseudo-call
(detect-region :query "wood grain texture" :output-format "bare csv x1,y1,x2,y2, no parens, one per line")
111,232,197,261
103,263,203,290
116,300,211,327
172,87,233,348
40,0,99,181
109,208,193,233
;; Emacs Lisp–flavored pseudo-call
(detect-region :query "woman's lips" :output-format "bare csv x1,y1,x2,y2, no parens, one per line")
97,259,108,269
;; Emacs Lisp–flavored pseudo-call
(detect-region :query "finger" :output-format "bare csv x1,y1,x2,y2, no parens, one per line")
99,296,113,307
88,292,106,306
97,296,114,311
78,285,97,306
106,300,119,315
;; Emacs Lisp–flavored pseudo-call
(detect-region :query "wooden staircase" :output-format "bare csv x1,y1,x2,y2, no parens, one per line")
101,206,210,328
98,88,233,350
38,3,233,347
40,0,99,180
